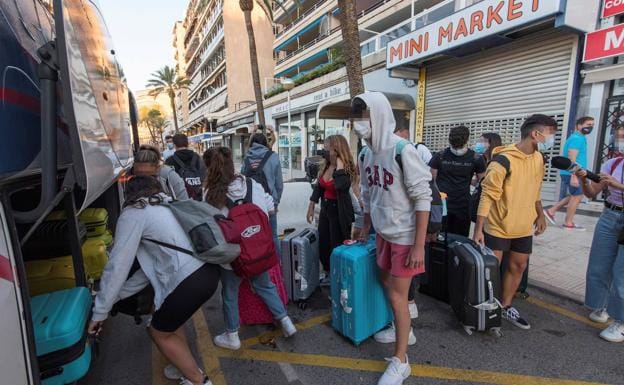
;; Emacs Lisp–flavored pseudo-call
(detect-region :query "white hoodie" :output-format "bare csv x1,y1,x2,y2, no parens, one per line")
357,92,432,245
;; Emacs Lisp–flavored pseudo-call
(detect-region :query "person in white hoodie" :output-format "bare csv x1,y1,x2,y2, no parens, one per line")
202,147,297,350
352,92,432,385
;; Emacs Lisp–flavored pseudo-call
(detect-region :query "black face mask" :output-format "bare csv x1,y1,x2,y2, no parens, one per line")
316,149,331,161
581,126,594,135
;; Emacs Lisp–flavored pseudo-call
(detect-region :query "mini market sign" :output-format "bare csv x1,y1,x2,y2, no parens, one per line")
386,0,563,69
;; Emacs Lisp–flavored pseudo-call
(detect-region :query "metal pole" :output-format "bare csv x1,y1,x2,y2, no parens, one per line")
287,90,292,180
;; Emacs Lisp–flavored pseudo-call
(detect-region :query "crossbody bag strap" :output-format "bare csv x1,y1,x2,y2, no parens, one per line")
143,238,194,256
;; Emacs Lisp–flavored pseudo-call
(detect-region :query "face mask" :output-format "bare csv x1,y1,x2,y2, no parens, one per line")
353,120,372,139
474,142,488,154
581,126,593,135
615,142,624,153
537,134,555,152
450,147,468,156
166,143,174,150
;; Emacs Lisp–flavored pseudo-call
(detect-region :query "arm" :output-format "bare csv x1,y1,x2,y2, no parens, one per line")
402,146,432,211
307,182,322,223
165,168,190,200
534,200,546,236
568,148,580,186
357,154,372,241
333,169,352,192
117,268,150,299
273,153,284,205
473,162,508,244
428,152,440,181
406,211,429,269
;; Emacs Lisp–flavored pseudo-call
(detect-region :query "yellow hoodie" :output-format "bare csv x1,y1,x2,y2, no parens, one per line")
477,144,544,239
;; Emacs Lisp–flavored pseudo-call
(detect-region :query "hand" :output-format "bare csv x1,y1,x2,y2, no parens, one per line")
405,245,425,269
336,157,344,170
473,229,485,246
357,224,371,243
534,215,547,236
88,320,104,337
599,173,618,187
574,169,587,178
426,232,438,243
306,204,315,224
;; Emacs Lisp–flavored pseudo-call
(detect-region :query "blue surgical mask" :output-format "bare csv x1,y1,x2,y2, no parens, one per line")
166,143,174,150
537,134,555,152
474,142,488,154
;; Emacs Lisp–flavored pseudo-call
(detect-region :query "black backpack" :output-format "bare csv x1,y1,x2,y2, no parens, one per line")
171,153,203,201
470,154,510,222
243,151,273,194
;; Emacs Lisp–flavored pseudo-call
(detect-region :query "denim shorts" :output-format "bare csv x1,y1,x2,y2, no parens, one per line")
559,174,583,199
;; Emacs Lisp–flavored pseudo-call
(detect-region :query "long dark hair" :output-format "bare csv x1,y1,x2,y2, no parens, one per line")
482,132,502,161
203,147,236,208
123,176,164,208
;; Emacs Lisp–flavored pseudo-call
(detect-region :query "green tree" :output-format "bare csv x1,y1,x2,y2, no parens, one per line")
146,66,190,133
139,107,170,145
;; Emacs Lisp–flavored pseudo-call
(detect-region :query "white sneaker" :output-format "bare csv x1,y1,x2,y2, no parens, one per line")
280,316,297,337
179,377,213,385
373,324,416,345
589,309,610,323
377,356,411,385
600,322,624,343
164,364,182,380
213,331,241,350
408,302,418,319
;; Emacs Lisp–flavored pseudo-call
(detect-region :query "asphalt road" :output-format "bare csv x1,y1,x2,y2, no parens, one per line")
80,286,624,385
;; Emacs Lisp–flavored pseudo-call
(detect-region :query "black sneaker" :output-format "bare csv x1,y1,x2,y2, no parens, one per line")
502,306,531,330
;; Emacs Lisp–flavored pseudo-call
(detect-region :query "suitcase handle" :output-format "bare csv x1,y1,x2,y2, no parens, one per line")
340,289,352,314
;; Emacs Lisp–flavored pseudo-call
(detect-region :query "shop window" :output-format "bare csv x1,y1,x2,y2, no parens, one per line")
276,116,303,171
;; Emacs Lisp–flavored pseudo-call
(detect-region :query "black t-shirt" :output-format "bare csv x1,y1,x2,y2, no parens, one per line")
429,148,486,211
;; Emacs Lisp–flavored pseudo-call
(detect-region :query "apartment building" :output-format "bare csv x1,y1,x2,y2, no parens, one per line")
175,0,274,156
172,21,190,131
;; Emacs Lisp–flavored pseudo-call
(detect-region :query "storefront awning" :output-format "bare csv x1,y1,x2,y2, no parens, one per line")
582,64,624,84
221,125,250,135
317,92,415,119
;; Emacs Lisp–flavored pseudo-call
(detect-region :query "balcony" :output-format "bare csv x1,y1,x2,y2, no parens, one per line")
275,0,333,39
187,19,224,75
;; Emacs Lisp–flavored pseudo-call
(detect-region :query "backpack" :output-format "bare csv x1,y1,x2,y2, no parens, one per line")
144,199,241,265
243,151,273,194
470,154,511,223
216,177,278,278
171,153,203,201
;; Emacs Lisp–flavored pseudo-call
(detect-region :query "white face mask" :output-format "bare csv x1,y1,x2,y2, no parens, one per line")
450,147,468,156
353,120,372,139
616,141,624,153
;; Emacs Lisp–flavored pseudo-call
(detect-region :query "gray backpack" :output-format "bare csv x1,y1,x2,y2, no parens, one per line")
145,200,240,264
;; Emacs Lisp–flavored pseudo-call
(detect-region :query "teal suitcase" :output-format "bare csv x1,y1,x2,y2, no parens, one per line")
330,238,393,345
30,287,92,384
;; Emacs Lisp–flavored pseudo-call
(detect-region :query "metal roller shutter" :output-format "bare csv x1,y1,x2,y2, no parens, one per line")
422,29,577,199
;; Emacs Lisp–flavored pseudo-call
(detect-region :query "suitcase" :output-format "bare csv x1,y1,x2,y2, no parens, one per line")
501,251,529,296
81,239,109,280
448,236,502,336
419,233,466,303
30,287,92,384
22,220,88,259
26,258,76,296
79,208,109,237
238,263,289,326
87,229,114,249
280,228,320,302
330,238,393,345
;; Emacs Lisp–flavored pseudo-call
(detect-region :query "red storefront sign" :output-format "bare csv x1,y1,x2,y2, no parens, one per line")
584,23,624,62
603,0,624,18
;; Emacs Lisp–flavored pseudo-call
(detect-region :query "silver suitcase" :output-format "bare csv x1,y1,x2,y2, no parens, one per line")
280,228,320,302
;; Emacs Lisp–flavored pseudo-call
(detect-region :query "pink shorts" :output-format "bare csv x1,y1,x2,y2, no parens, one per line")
375,235,425,278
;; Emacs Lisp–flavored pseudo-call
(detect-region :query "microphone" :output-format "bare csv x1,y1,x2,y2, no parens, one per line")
550,156,601,183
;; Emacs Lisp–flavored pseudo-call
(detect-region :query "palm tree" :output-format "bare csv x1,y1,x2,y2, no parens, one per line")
336,0,364,97
146,66,190,133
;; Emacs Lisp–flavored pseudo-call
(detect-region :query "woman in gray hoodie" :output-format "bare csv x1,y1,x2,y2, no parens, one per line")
88,176,218,385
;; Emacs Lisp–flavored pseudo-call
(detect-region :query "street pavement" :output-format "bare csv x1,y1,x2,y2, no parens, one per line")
80,285,623,385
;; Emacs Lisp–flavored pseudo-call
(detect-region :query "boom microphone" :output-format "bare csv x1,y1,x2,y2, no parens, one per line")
551,156,601,183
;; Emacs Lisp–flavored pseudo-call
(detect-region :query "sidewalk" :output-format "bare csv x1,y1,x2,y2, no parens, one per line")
530,201,602,303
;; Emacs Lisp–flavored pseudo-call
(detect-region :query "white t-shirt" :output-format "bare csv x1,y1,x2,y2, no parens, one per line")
415,143,433,165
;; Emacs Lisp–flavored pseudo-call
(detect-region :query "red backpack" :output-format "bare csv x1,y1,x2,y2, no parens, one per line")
216,177,278,278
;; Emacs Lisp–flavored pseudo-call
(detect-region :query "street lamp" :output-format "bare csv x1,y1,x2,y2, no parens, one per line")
282,77,295,181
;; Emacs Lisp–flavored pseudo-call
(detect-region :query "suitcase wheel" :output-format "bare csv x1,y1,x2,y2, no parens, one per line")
297,300,308,310
490,328,503,339
462,325,475,335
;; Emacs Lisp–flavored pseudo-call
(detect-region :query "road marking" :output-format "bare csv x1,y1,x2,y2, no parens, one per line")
527,297,607,330
192,310,228,385
240,313,331,349
152,344,169,385
216,349,611,385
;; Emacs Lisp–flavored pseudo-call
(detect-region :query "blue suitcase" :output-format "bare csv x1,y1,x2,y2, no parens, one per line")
330,238,393,345
30,287,92,384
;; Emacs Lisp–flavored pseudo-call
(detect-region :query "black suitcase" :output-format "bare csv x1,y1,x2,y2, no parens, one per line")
419,233,466,303
22,220,88,260
500,251,529,296
448,237,502,336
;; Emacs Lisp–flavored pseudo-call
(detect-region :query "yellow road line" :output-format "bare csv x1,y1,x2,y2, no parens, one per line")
192,310,228,385
240,313,332,349
152,344,169,385
216,349,611,385
527,297,607,330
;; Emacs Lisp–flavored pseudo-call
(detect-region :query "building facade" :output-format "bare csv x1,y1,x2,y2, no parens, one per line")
172,21,190,131
175,0,274,157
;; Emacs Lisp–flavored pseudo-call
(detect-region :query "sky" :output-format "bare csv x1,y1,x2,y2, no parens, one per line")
99,0,188,92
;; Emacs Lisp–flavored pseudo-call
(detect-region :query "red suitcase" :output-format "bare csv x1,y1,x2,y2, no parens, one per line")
238,263,288,326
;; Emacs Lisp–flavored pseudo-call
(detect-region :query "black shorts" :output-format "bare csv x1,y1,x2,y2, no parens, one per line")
151,263,220,332
484,232,533,254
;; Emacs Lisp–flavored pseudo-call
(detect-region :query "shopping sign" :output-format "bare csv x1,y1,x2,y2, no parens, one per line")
603,0,624,18
584,23,624,62
386,0,562,68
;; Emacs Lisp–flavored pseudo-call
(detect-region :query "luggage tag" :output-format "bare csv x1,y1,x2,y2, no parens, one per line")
343,239,358,246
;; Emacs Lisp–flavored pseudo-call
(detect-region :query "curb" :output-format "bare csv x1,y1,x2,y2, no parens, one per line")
527,279,584,305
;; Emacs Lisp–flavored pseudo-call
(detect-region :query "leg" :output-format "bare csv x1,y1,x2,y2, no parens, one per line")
220,268,243,332
549,176,572,215
501,251,530,307
386,275,412,362
563,194,583,227
549,196,570,214
150,327,204,383
250,270,288,321
325,201,343,272
446,211,470,237
318,202,331,273
269,213,280,257
607,246,624,322
586,211,620,311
